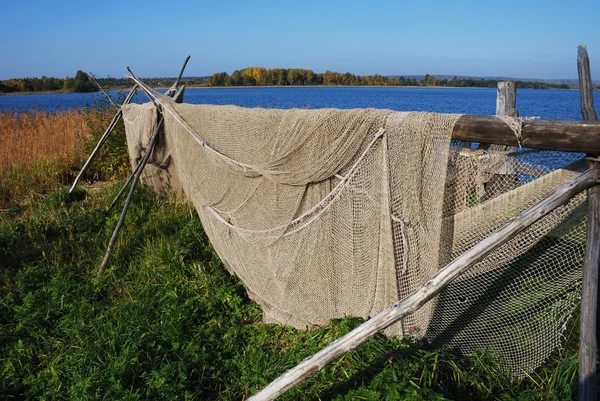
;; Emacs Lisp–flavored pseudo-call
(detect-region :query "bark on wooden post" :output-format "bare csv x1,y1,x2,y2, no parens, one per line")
452,116,600,153
486,81,518,197
578,44,600,401
579,45,598,121
496,81,517,116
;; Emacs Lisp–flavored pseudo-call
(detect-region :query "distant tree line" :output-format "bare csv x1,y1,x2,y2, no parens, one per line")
2,67,595,93
0,70,97,93
206,67,576,90
0,74,209,93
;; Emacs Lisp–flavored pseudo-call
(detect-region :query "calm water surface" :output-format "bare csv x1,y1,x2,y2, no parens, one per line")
1,87,598,121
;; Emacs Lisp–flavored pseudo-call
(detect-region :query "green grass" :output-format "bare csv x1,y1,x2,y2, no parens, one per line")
0,179,584,400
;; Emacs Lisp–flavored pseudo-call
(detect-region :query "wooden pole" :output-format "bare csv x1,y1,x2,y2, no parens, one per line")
579,45,598,121
106,84,187,213
87,72,118,109
485,81,519,197
249,166,600,401
106,157,144,214
578,44,599,401
127,67,158,107
96,113,164,276
496,81,518,117
452,116,600,153
98,62,189,274
173,84,186,103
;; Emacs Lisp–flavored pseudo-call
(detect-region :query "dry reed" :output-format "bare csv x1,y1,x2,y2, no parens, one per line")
0,110,88,174
0,110,91,208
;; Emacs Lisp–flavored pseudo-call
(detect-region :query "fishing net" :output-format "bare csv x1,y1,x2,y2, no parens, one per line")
122,94,586,373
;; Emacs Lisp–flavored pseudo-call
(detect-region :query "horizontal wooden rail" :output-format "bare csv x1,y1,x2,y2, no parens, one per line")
453,116,600,153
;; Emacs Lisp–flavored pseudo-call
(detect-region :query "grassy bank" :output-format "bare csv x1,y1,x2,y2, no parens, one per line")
0,105,584,400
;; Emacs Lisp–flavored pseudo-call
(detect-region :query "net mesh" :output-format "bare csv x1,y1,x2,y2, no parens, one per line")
122,95,586,374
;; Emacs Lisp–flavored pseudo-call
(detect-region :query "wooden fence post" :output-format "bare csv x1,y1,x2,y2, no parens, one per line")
496,80,518,117
485,81,518,197
578,44,599,401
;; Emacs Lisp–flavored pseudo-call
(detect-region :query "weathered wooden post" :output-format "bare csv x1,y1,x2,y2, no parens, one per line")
496,81,518,118
486,81,518,197
578,44,600,401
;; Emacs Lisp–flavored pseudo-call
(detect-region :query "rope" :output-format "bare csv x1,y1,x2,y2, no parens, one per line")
122,107,141,124
128,75,259,172
128,74,392,183
208,128,386,237
391,215,409,276
497,115,539,149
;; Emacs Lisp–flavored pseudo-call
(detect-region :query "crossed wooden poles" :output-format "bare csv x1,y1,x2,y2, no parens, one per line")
68,56,190,275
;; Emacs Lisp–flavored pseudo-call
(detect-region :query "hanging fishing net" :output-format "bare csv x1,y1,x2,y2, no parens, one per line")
122,94,585,373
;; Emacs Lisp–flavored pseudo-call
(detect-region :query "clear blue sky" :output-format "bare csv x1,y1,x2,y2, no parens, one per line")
2,0,599,80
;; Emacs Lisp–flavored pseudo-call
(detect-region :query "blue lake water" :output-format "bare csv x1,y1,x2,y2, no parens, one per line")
1,87,598,121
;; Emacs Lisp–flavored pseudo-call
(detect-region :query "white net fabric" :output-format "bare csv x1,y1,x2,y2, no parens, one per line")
122,95,586,374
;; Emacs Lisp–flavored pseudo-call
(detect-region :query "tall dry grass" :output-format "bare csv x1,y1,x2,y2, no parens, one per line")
0,110,90,208
0,110,88,174
0,105,131,209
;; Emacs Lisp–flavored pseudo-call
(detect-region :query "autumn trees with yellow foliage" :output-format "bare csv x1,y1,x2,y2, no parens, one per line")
205,67,574,89
206,67,427,87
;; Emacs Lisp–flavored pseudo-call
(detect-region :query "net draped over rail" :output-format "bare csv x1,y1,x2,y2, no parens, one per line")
122,94,586,373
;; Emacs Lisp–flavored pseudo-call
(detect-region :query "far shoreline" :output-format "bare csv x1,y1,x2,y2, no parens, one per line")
0,84,588,96
182,85,583,91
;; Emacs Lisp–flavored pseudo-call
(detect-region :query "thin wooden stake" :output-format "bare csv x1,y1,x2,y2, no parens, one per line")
69,85,138,194
106,158,144,214
578,44,600,401
581,184,600,401
126,67,160,107
249,166,600,401
97,114,164,275
87,72,118,109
